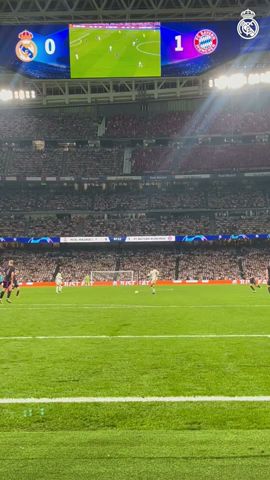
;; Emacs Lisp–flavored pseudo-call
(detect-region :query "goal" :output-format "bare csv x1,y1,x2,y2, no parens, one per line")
90,270,134,286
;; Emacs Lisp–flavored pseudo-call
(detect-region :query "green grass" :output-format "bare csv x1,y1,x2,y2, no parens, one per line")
69,27,161,78
1,430,270,480
1,285,270,479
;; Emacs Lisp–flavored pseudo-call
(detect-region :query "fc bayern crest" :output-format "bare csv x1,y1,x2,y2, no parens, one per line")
237,9,259,40
15,30,38,62
194,29,218,55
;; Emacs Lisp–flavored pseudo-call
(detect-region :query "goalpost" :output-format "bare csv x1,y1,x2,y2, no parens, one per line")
90,270,134,286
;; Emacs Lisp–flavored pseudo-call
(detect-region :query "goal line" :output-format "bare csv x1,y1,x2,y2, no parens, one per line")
1,396,270,404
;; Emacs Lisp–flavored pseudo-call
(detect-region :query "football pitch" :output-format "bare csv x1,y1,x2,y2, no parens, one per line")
1,285,270,479
69,27,161,78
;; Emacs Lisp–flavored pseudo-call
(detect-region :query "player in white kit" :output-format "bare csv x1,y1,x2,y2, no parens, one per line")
55,272,63,294
148,269,159,295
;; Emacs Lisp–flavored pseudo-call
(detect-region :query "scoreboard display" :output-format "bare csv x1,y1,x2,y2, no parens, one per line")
1,14,270,79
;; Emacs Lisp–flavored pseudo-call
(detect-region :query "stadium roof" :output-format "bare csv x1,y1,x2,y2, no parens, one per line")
0,0,268,23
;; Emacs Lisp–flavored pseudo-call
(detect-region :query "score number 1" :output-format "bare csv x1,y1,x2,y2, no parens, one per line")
175,35,183,52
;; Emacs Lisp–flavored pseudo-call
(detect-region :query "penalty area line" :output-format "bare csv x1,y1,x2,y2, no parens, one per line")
1,396,270,404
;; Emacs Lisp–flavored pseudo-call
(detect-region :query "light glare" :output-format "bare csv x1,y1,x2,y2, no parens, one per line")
210,70,270,90
0,89,13,101
228,73,247,89
0,88,36,101
214,76,228,90
248,73,260,85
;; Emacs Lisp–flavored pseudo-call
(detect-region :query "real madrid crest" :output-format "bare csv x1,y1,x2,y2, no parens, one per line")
237,9,260,40
15,30,38,62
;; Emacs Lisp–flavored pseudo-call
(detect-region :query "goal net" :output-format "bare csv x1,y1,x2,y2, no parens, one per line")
90,270,134,286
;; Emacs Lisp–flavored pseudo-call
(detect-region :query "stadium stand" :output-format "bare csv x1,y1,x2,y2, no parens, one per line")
0,109,269,143
0,181,268,211
131,144,270,175
0,107,270,179
2,211,270,237
2,146,123,178
2,143,269,177
106,110,270,137
0,111,97,140
1,106,270,284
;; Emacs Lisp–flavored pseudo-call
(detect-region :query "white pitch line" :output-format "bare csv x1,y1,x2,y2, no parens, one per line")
1,396,270,404
0,334,269,341
2,303,270,310
70,32,90,46
136,40,160,56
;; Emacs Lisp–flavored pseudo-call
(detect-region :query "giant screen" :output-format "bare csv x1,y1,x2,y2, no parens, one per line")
0,12,269,79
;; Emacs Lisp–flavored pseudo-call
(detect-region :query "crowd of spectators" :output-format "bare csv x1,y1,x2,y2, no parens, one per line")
2,178,270,238
106,110,270,138
215,215,270,235
5,147,65,177
0,212,206,238
3,210,270,237
0,109,269,143
0,250,57,282
0,191,94,212
61,147,123,177
178,145,270,174
0,215,85,237
1,244,270,283
1,142,270,179
3,146,123,178
84,191,206,211
178,249,240,280
77,214,211,237
208,190,267,209
59,251,117,282
121,248,176,280
0,111,97,140
131,144,270,175
131,146,173,174
241,248,270,279
0,184,268,212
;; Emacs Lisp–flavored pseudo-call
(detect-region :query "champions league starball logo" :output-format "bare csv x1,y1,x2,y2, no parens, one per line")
15,30,38,62
194,29,218,55
237,9,260,40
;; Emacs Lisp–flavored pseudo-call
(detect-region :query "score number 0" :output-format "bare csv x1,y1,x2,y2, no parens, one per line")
45,38,56,55
175,35,183,52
